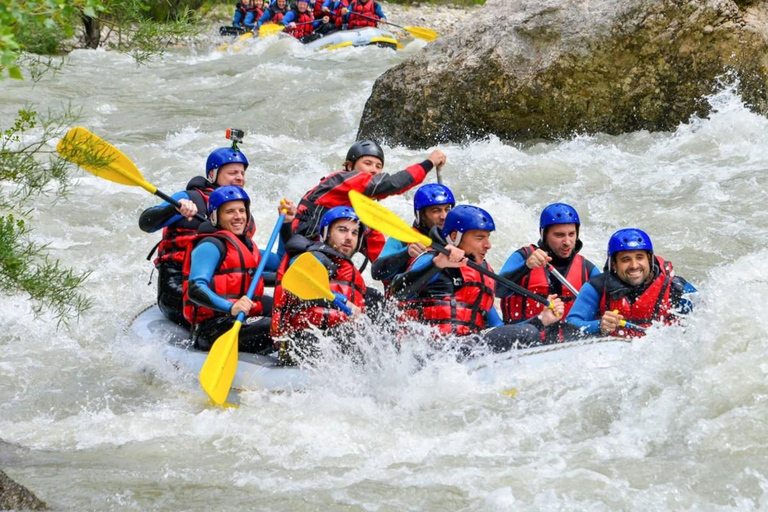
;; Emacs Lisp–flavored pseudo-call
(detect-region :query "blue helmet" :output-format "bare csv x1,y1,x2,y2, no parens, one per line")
208,185,250,226
442,205,495,245
206,147,249,183
607,228,653,271
540,203,580,231
413,184,455,222
320,206,364,252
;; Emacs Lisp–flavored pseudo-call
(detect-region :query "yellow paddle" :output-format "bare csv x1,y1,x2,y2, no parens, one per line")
349,13,437,41
259,23,286,38
281,253,353,314
57,127,207,222
199,214,286,405
348,190,556,310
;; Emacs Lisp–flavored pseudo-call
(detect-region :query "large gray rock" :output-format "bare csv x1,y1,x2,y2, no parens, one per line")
0,469,47,510
358,0,768,148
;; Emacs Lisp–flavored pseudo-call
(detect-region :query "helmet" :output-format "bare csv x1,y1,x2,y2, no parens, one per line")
207,185,250,226
413,184,455,223
540,203,580,231
345,140,384,168
607,228,653,271
206,147,249,183
320,206,364,253
442,205,495,246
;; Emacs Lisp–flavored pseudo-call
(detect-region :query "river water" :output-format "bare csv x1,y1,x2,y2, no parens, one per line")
1,34,768,511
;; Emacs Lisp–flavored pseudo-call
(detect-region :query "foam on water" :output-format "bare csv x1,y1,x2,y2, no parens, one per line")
1,38,767,510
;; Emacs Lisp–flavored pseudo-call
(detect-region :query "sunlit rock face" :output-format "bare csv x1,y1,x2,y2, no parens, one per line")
358,0,768,148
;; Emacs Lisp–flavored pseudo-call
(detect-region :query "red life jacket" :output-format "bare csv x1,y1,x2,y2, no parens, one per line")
287,8,314,38
182,230,264,326
598,256,674,338
154,185,213,267
271,244,366,337
293,167,428,262
348,0,378,28
333,0,350,27
500,245,589,323
312,0,325,20
398,259,496,336
267,3,287,24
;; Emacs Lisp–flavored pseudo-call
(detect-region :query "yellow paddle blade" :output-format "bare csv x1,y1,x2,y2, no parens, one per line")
57,127,156,194
282,253,335,301
404,26,437,42
199,321,241,405
348,190,432,246
259,23,285,38
217,30,254,51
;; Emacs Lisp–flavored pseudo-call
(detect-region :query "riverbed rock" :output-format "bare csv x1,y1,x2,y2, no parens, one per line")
0,469,47,510
358,0,768,148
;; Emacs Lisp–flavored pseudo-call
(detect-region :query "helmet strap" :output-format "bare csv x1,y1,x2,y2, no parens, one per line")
210,211,218,226
447,231,462,246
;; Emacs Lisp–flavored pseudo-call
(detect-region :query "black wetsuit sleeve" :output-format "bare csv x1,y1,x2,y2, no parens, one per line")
138,203,178,232
371,250,411,281
280,221,294,245
389,260,441,300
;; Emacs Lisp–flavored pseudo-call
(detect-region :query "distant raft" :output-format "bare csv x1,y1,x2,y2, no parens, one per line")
128,305,630,395
303,27,401,51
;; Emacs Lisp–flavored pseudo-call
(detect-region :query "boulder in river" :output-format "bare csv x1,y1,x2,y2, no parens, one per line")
357,0,768,148
0,469,47,511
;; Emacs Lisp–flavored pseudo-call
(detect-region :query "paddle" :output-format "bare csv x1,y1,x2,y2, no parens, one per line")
281,253,353,314
199,214,286,405
348,190,556,310
217,29,256,51
57,127,207,222
348,13,437,41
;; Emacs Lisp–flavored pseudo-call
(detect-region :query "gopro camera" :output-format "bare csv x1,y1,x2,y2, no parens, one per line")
225,128,244,144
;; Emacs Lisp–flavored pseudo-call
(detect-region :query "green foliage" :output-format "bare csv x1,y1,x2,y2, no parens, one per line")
0,107,93,325
1,0,105,79
2,0,203,80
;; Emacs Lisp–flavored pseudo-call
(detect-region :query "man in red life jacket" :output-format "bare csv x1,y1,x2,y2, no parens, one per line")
293,140,446,263
272,206,368,362
183,186,289,353
497,203,600,343
391,206,564,353
139,144,250,328
566,228,697,338
257,0,289,29
344,0,386,29
282,0,329,42
371,183,455,289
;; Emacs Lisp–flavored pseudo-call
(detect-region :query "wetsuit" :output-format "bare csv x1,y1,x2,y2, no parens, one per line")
497,239,600,343
391,251,544,353
566,256,696,337
184,222,283,353
139,176,214,328
370,222,427,289
292,159,434,262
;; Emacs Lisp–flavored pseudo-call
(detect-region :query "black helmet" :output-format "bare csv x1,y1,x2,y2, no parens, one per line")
345,140,385,167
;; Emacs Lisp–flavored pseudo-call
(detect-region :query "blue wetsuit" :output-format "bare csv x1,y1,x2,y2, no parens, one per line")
567,267,696,335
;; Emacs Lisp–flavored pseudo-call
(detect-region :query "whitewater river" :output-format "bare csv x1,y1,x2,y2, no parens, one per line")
1,34,768,511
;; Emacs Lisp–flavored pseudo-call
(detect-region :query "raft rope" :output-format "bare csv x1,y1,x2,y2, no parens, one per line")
125,303,158,332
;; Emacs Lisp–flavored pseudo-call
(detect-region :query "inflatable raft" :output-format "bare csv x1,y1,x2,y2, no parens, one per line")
128,305,630,394
303,27,401,51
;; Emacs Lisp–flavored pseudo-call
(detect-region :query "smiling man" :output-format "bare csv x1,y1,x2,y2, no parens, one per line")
183,186,284,354
566,228,697,338
496,203,600,343
391,205,564,352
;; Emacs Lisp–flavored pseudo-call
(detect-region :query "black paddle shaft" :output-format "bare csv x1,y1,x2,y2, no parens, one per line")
429,242,550,307
154,189,208,223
